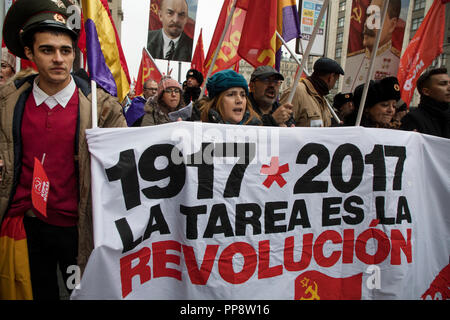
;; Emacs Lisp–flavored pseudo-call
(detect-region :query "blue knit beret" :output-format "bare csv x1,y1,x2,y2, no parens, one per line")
206,69,249,99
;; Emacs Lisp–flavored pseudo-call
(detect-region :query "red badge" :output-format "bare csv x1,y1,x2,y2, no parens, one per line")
31,157,50,217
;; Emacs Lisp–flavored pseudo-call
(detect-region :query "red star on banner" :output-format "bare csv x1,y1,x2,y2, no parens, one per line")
260,156,289,188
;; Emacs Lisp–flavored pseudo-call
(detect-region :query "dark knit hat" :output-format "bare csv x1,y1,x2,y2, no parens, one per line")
353,76,401,110
333,92,353,109
3,0,79,59
186,69,204,86
206,69,249,99
313,57,344,75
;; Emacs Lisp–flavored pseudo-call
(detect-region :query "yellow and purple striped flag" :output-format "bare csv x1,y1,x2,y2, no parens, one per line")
276,0,301,70
81,0,131,102
0,213,33,300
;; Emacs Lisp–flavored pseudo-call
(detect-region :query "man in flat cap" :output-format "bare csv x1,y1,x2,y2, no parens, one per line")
280,57,344,127
0,0,126,300
249,66,294,127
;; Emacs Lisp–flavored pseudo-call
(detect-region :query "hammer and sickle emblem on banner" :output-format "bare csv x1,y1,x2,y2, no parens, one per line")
352,7,362,23
143,67,153,80
151,3,158,14
300,280,320,300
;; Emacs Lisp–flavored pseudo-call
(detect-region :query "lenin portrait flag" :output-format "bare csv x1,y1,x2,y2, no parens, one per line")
147,0,198,62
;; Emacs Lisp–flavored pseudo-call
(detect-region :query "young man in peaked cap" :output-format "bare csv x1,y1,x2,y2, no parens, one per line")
0,0,127,299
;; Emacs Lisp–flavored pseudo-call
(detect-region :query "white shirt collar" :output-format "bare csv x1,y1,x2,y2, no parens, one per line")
32,76,76,109
162,31,181,54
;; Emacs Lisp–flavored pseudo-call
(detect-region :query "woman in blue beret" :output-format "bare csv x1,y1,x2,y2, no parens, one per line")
197,70,261,125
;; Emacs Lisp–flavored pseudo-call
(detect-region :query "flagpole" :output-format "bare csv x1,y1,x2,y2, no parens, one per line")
276,31,341,124
0,1,4,51
286,0,329,105
91,80,98,128
355,0,389,126
199,0,238,100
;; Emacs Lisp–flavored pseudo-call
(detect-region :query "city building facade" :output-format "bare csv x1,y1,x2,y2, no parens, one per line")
107,0,124,37
330,0,450,106
240,1,449,108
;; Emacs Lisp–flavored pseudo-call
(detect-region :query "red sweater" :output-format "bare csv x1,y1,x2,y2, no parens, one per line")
9,90,79,226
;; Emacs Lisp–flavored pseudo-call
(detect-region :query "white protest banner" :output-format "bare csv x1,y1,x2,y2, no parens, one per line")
71,123,450,300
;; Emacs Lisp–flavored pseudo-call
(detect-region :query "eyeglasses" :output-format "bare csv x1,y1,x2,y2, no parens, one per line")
144,87,158,91
257,78,283,86
164,88,181,94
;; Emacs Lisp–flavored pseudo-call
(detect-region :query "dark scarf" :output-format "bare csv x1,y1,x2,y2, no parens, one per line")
307,75,329,96
183,86,201,105
419,95,450,138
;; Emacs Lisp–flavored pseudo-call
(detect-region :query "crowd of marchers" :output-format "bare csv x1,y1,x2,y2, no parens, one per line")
0,0,449,302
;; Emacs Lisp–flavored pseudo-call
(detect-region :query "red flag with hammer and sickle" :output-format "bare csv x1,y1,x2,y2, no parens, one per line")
134,48,162,96
295,271,363,300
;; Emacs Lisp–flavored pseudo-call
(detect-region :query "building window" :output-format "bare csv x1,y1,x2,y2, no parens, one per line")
339,1,346,11
413,0,425,10
432,54,448,68
411,17,423,32
338,17,345,28
336,32,343,43
335,47,342,58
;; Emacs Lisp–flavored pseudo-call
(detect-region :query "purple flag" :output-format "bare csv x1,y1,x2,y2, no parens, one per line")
85,19,118,97
276,0,301,70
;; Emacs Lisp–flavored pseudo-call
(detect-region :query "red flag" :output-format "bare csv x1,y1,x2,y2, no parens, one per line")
204,0,248,75
238,0,277,68
31,157,49,218
191,28,205,77
77,11,87,69
233,60,240,73
421,263,450,300
20,59,37,71
134,48,162,96
295,271,363,300
348,0,370,54
397,0,445,106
